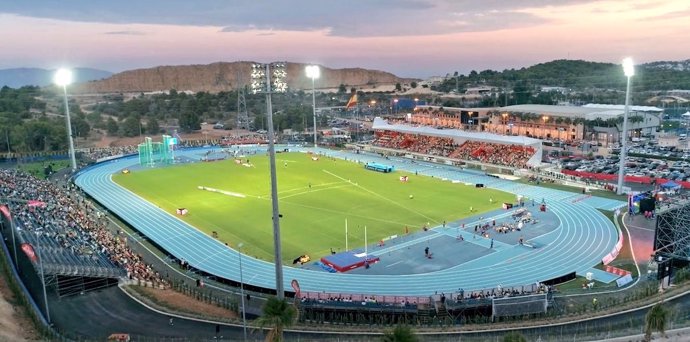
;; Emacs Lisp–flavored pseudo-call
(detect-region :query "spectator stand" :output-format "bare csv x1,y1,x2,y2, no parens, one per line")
370,117,542,171
1,169,165,299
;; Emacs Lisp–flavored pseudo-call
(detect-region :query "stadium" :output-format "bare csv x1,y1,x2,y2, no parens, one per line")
3,107,689,340
1,61,690,342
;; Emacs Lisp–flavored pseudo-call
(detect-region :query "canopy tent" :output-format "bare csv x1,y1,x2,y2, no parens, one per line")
661,180,682,190
682,111,690,117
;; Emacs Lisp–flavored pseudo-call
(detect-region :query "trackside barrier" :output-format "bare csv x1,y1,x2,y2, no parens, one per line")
602,214,624,265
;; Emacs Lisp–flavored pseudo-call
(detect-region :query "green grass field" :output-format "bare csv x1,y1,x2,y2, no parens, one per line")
113,152,514,263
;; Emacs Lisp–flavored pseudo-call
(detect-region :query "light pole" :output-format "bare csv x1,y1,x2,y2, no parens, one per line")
35,229,51,323
54,69,77,173
393,98,398,115
542,116,549,139
238,243,247,341
617,57,635,195
305,65,320,148
502,113,508,134
251,62,287,299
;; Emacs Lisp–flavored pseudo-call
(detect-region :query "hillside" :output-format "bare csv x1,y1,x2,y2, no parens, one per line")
437,59,690,92
0,67,112,88
75,61,417,94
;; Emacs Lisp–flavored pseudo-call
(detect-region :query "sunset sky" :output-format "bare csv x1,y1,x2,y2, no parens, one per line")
0,0,688,78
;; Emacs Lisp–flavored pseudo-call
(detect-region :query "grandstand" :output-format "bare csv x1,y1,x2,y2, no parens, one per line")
0,169,163,300
370,117,543,168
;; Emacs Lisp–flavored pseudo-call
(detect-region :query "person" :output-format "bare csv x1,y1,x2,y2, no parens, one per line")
308,182,312,189
169,317,174,326
490,239,494,249
424,246,429,258
443,220,446,227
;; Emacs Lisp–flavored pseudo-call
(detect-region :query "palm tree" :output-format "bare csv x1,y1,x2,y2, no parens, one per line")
502,331,527,342
645,302,669,341
381,325,418,342
255,296,297,342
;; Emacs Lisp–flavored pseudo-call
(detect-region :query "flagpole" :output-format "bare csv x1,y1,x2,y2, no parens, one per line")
345,218,348,251
6,202,18,267
364,225,368,260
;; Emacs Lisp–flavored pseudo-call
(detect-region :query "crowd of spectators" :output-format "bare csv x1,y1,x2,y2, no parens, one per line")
80,146,139,161
373,131,535,168
450,141,535,168
0,169,166,285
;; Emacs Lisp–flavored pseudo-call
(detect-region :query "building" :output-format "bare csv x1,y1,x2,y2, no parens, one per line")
487,104,662,144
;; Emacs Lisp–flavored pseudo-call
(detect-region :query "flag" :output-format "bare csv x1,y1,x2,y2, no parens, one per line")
27,200,46,208
0,205,10,219
21,243,38,262
345,94,358,109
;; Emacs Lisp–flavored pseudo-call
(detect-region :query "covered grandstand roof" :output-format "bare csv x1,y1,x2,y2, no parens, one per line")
500,104,660,121
582,103,663,112
372,117,541,146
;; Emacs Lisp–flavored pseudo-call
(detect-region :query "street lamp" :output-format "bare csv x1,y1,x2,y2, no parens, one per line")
393,98,398,115
250,62,287,298
54,68,77,173
414,98,419,108
305,65,320,148
617,57,635,195
237,243,247,341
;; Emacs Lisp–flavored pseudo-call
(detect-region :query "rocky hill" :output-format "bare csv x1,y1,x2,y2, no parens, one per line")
75,61,416,94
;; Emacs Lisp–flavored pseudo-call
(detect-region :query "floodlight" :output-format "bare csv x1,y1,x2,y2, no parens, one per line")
305,65,320,79
271,62,288,93
250,63,267,94
54,68,73,86
622,58,635,77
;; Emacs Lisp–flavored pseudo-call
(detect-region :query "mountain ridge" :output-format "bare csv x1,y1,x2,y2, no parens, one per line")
74,61,418,94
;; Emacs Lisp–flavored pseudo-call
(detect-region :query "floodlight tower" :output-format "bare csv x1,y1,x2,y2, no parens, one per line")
54,68,77,172
306,65,320,147
617,58,635,195
250,62,287,299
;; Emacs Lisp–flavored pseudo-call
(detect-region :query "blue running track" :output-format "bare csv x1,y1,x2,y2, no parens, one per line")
75,147,625,296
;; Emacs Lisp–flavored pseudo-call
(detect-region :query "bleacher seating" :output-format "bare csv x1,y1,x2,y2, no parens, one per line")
372,131,535,168
1,169,164,284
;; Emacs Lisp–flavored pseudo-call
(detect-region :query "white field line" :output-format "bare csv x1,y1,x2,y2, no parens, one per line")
277,181,347,195
321,169,438,223
279,183,355,200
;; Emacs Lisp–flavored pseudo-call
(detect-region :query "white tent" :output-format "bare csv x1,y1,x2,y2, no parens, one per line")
682,111,690,117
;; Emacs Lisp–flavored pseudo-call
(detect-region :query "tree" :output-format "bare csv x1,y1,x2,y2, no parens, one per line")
179,111,201,133
410,81,418,89
146,118,160,135
381,325,418,342
106,117,119,136
338,84,347,94
121,115,141,137
255,297,297,342
502,331,527,342
395,83,402,92
645,302,670,341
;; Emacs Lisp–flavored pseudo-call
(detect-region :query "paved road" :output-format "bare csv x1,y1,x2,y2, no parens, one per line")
48,284,690,342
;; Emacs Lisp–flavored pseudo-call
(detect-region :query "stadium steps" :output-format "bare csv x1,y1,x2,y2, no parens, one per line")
416,305,434,325
436,302,451,323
